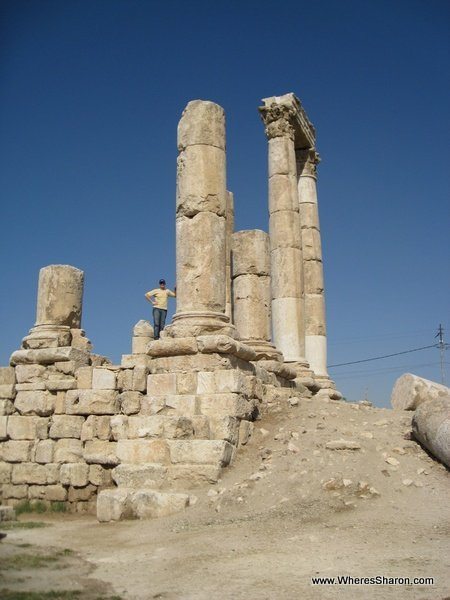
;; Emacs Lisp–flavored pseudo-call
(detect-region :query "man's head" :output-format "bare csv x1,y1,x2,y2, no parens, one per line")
159,278,166,289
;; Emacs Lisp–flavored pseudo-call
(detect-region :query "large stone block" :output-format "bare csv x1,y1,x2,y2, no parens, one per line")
268,173,298,213
76,366,93,389
269,209,301,251
116,439,170,464
147,337,198,358
33,439,54,463
199,393,253,419
391,373,450,411
88,464,112,486
12,463,59,485
119,391,142,415
0,384,16,399
7,416,49,440
0,367,16,385
0,399,15,415
49,415,84,439
176,372,198,395
68,484,97,502
54,439,83,462
81,415,111,441
147,373,177,396
2,484,28,499
65,390,119,415
92,368,117,390
1,440,33,462
132,367,148,392
131,489,191,519
112,463,168,489
268,136,296,178
60,463,89,487
83,440,118,465
208,416,240,444
97,488,133,522
28,484,67,502
35,265,83,328
168,439,233,466
110,415,129,440
0,415,7,440
14,391,55,416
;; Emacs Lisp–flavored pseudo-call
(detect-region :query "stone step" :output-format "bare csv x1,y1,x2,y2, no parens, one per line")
116,438,234,468
112,462,222,490
97,487,195,522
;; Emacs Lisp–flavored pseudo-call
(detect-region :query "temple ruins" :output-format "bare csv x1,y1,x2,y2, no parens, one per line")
0,93,341,521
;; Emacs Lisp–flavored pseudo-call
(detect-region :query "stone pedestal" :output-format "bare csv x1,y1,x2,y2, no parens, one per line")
259,98,308,368
231,230,281,360
296,149,329,381
170,100,234,338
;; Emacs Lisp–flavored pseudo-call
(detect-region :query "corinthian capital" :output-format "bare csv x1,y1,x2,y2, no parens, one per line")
296,148,321,178
259,103,296,141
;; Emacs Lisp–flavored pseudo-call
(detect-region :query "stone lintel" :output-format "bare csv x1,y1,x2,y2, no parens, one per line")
259,93,316,149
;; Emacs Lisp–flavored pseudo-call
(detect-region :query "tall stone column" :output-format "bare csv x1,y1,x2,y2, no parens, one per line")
171,100,234,338
259,102,308,367
231,230,281,360
225,191,234,321
296,149,329,379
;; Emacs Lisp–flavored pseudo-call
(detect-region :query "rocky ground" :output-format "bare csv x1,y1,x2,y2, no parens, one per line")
1,394,449,599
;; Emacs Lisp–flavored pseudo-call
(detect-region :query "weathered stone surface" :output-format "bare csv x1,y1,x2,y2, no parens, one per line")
15,391,55,416
117,369,133,391
1,440,33,462
412,397,450,468
0,399,15,415
88,464,112,486
49,415,84,439
0,462,12,483
199,393,253,419
81,415,111,441
65,390,119,415
33,439,54,463
35,265,84,328
167,464,221,487
11,347,89,367
116,439,170,464
0,367,16,386
54,439,83,462
391,373,450,411
177,99,225,151
232,230,271,277
7,416,49,440
70,328,92,351
60,463,89,487
12,463,59,485
119,391,142,415
92,368,117,390
68,484,97,502
132,337,150,355
0,415,7,440
132,367,148,392
83,440,118,465
2,484,28,498
197,335,257,361
209,416,240,444
112,463,168,489
0,505,16,521
97,488,133,522
147,373,177,396
238,420,254,445
0,384,15,398
110,415,129,440
168,439,233,466
76,366,93,389
147,338,198,357
29,484,67,501
16,382,47,392
133,320,154,338
176,372,198,395
132,489,191,519
304,294,326,336
46,377,76,391
232,274,271,342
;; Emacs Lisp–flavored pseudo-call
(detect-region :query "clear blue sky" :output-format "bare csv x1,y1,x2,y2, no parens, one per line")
1,0,449,406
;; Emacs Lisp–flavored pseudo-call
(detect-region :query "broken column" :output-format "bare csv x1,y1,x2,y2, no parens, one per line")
22,265,85,349
296,149,329,380
231,230,281,360
225,191,235,321
171,100,234,338
259,97,308,368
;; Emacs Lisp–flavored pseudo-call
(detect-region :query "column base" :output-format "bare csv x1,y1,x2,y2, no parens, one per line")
22,325,72,350
166,311,236,339
241,340,283,362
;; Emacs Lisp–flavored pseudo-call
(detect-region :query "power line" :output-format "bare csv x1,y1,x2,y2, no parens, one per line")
328,344,437,368
436,324,446,385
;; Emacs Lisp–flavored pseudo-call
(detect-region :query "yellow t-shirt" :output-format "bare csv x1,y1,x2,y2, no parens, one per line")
147,288,176,310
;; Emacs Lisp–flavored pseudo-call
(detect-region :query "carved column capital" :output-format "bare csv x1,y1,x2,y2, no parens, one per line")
259,103,296,141
296,148,321,178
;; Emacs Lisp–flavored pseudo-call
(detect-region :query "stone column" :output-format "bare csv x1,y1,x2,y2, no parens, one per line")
231,230,281,360
171,100,234,338
259,103,308,367
225,191,234,321
22,265,85,349
296,149,329,379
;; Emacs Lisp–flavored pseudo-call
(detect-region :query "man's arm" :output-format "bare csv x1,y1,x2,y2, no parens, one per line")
145,289,158,304
168,287,176,298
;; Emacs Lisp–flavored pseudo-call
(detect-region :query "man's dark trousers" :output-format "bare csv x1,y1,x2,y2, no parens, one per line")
153,308,167,340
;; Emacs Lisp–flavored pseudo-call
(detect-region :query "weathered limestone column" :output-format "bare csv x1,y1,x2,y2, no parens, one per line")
259,100,308,367
231,230,281,360
22,265,85,348
296,149,329,380
225,191,235,321
171,100,234,338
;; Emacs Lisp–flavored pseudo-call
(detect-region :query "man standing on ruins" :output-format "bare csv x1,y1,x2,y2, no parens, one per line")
145,279,176,340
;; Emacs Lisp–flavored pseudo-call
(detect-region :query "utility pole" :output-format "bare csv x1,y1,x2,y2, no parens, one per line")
435,324,446,385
